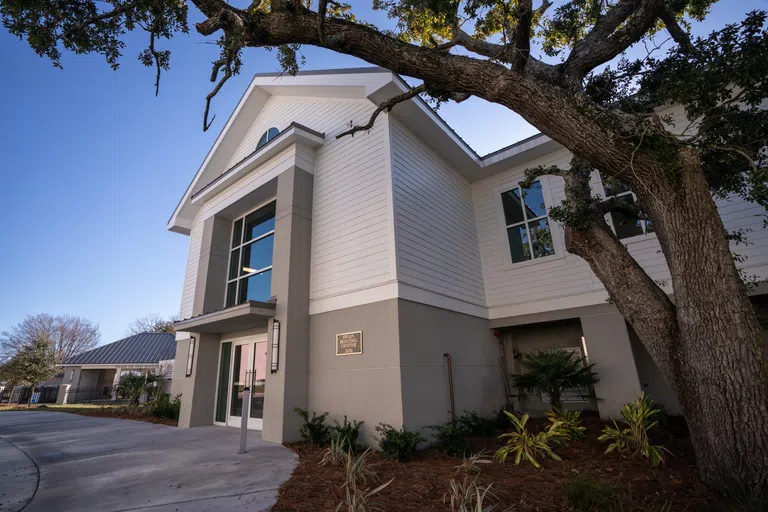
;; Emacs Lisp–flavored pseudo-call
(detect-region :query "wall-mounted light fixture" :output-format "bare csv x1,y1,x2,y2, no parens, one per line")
271,320,280,374
186,336,196,377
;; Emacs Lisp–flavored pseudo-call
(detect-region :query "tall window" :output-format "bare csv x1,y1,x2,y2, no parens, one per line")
501,181,555,263
256,127,279,150
226,202,276,307
601,175,653,240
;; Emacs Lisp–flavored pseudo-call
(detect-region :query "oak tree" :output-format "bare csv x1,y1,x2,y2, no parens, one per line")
2,0,767,500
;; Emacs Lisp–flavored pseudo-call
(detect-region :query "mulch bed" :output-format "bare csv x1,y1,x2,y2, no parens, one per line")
274,416,727,511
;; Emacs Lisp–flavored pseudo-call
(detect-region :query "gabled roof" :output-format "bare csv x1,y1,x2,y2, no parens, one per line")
167,66,561,235
62,333,176,366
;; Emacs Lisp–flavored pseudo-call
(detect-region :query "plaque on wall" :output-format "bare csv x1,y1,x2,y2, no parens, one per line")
336,331,363,356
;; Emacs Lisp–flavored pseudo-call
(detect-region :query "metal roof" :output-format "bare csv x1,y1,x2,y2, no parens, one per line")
63,333,176,366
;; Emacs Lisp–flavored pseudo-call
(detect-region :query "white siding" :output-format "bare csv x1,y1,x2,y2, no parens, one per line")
178,212,205,320
203,95,394,304
474,147,768,319
390,119,486,307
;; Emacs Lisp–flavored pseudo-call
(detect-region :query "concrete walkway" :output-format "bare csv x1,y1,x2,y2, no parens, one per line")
0,412,297,512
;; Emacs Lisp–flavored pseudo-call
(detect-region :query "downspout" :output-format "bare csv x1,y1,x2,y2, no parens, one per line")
443,353,456,424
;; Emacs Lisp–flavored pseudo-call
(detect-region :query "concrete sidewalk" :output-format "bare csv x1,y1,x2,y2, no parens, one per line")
0,411,297,512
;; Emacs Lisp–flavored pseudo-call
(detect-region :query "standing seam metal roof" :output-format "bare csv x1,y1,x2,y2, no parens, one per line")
63,333,176,365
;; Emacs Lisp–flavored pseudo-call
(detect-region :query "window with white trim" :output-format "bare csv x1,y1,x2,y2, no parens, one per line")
225,202,276,307
501,181,556,263
600,175,654,240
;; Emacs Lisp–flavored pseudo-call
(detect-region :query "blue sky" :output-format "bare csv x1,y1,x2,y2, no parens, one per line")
0,0,763,344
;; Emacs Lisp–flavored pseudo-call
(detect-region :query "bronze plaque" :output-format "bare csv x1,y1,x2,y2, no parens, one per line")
336,331,363,356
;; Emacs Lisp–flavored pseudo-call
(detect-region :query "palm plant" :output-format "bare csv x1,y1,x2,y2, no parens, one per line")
116,372,160,404
511,348,599,410
494,412,564,468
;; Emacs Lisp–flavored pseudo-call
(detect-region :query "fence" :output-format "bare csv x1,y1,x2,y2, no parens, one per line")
0,385,58,404
66,387,127,405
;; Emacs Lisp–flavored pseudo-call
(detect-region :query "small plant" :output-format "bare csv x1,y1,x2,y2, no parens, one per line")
150,393,181,420
336,448,393,512
545,408,586,440
375,423,424,461
116,372,161,405
454,450,492,475
443,476,497,512
294,407,332,446
563,472,615,511
321,431,351,466
333,416,364,450
597,392,671,467
430,421,471,457
494,412,563,468
457,411,497,438
511,348,599,409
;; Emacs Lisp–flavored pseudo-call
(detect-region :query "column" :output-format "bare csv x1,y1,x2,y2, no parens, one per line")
177,333,222,427
56,384,71,405
262,167,313,444
111,367,122,399
580,310,642,418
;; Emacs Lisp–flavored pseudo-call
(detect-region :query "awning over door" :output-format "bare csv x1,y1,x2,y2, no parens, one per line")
174,301,275,333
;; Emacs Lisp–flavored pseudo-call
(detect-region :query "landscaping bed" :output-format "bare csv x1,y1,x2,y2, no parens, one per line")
273,415,725,511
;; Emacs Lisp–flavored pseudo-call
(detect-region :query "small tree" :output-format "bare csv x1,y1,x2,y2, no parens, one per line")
116,372,161,404
512,348,599,410
0,337,58,406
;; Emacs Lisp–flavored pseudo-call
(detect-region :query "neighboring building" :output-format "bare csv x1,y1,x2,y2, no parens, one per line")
60,332,176,402
168,67,768,444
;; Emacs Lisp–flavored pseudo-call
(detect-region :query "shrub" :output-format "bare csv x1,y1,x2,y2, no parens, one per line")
494,412,564,468
563,473,616,511
511,348,599,410
337,448,393,512
443,476,496,512
375,423,424,462
116,372,161,404
294,407,332,446
597,392,671,467
151,393,181,420
454,450,492,475
320,431,351,466
333,416,364,450
430,421,471,457
545,408,586,440
457,411,497,438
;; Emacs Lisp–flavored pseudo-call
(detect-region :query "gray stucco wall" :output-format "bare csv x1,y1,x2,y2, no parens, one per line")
308,299,403,445
397,299,503,430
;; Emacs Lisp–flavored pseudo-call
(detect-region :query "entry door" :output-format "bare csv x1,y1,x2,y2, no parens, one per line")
223,337,268,430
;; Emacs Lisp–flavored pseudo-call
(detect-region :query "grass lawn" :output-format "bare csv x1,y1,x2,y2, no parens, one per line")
274,415,730,512
0,403,177,426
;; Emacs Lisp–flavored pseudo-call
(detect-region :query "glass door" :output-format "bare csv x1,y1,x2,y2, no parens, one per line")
221,336,267,430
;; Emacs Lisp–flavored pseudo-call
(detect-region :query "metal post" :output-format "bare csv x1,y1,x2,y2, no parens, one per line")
238,369,253,454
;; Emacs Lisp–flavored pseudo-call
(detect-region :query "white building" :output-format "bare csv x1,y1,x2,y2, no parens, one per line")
167,67,768,444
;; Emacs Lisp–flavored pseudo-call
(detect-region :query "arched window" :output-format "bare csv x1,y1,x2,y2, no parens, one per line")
256,127,279,150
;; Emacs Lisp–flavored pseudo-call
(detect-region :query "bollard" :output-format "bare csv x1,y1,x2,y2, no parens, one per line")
238,386,250,454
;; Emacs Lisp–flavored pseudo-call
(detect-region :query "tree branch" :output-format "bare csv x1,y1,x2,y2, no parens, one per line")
659,5,694,52
204,57,233,131
512,0,533,72
336,84,426,139
597,195,643,218
564,0,665,83
63,1,139,38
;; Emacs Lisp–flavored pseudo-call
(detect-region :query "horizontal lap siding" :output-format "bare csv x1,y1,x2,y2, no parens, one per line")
179,213,204,319
474,146,767,317
178,96,393,316
390,119,486,307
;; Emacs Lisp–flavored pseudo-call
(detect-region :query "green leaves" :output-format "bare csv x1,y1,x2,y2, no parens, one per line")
494,412,564,468
545,408,587,440
511,348,599,410
0,336,58,390
597,392,671,466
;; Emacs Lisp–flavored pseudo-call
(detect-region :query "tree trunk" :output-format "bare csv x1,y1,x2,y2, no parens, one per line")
567,152,768,500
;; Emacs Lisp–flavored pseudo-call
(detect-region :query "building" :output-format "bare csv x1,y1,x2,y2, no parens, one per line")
60,332,176,403
168,67,768,444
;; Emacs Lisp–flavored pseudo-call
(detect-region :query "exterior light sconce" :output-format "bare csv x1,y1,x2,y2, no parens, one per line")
186,336,196,377
271,320,280,374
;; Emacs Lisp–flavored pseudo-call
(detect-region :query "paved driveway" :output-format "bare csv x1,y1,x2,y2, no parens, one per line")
0,412,297,512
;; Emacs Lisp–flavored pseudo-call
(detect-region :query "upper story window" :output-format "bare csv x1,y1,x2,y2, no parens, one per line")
600,175,654,240
225,202,276,307
256,127,280,150
501,181,555,264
